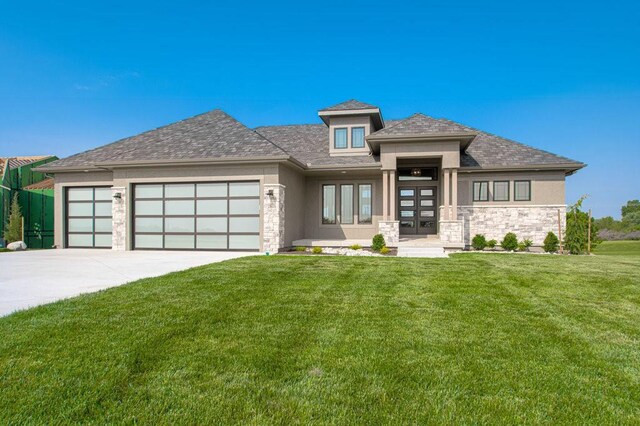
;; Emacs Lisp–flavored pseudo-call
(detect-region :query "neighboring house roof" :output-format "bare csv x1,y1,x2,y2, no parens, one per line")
41,110,288,170
0,156,53,175
38,104,583,172
319,99,379,111
22,177,54,190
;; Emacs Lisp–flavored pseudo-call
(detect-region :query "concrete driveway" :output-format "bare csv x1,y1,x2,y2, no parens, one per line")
0,249,254,317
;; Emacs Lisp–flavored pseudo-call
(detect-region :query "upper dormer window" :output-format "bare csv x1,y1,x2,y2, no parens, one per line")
334,128,348,149
351,127,365,148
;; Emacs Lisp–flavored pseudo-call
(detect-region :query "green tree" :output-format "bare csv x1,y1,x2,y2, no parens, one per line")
621,200,640,218
3,193,23,243
565,196,599,254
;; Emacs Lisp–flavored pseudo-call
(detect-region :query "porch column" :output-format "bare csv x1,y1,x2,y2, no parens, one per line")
451,168,458,220
443,169,450,220
382,170,389,221
389,170,396,220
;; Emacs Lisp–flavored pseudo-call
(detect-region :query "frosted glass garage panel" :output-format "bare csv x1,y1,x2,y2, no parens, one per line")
94,202,112,217
229,234,260,250
197,200,227,215
68,234,94,247
94,188,112,201
197,217,227,233
135,200,163,215
197,183,227,197
165,200,194,215
165,235,195,249
229,199,259,215
94,218,113,233
68,203,94,217
135,185,163,199
68,218,93,232
229,217,260,233
229,182,259,197
165,184,195,198
135,217,163,233
94,234,112,247
165,217,195,233
135,234,163,249
68,188,94,201
197,235,227,249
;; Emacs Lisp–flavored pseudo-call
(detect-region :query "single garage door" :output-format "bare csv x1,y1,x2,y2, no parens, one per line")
66,187,113,248
133,182,261,251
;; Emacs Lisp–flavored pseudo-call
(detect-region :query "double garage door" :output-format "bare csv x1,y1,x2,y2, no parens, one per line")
133,181,261,251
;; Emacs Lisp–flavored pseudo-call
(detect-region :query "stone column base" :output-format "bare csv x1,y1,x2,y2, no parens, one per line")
439,220,464,246
378,220,399,247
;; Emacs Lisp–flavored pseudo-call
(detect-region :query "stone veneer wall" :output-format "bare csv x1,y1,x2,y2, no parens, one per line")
111,186,126,250
458,205,566,246
439,220,464,245
378,220,399,247
263,184,285,253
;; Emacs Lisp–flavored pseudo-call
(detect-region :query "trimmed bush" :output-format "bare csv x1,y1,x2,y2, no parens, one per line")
294,246,306,252
312,246,323,254
471,234,487,250
543,232,559,253
487,239,497,249
372,234,386,252
380,246,391,255
349,244,362,250
501,232,518,251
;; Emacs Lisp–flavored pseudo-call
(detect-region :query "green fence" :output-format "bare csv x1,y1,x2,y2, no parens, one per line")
19,189,55,249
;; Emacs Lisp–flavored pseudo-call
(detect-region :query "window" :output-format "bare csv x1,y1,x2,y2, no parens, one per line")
322,185,336,224
473,181,489,202
358,184,372,224
351,127,365,148
493,181,510,201
340,185,354,224
514,180,531,201
398,167,438,181
334,128,347,149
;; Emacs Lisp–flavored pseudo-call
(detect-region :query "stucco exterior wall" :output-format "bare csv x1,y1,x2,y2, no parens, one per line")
278,164,306,247
328,115,373,156
304,174,383,240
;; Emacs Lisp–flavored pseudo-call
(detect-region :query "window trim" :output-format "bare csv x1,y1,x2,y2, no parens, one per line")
322,184,337,224
351,127,365,149
472,181,489,202
334,127,348,150
493,181,510,202
358,183,373,225
514,180,531,201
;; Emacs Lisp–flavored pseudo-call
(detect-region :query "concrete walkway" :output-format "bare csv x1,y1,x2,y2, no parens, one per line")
0,249,254,317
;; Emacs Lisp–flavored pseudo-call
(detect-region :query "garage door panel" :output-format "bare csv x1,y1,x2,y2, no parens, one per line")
66,187,113,249
133,181,260,251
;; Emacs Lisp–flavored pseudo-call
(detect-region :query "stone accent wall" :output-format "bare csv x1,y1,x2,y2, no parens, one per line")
378,220,399,247
263,184,285,253
458,205,566,246
439,220,464,245
111,186,126,251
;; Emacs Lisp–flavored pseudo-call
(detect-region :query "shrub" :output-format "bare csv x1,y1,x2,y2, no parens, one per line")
543,232,559,253
522,239,533,250
518,242,527,251
379,246,391,255
471,234,487,250
349,244,362,250
312,247,323,254
487,239,497,249
500,232,518,251
372,234,386,252
294,246,306,252
565,196,600,254
3,193,23,243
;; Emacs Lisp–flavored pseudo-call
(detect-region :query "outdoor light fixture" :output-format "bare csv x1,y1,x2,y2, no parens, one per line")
411,168,422,177
113,192,122,200
267,189,274,197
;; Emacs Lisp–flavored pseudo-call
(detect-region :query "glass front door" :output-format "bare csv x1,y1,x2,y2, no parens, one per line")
398,186,437,235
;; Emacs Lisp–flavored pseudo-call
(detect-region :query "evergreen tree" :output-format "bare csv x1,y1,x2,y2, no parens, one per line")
3,193,23,243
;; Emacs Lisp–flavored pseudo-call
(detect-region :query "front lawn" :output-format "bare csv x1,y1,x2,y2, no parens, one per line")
594,239,640,256
1,253,639,423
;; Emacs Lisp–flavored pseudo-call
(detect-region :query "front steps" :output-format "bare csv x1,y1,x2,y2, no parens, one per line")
397,246,448,258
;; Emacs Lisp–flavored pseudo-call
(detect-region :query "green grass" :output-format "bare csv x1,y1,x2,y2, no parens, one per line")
0,248,11,253
594,240,640,256
1,253,640,424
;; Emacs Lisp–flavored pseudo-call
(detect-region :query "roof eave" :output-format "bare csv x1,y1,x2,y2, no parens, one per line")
459,162,587,175
366,133,478,154
318,108,384,130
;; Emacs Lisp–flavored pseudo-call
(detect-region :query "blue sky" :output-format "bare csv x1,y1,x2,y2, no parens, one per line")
1,0,638,218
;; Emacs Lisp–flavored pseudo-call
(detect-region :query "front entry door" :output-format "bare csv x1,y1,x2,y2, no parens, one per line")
398,186,438,235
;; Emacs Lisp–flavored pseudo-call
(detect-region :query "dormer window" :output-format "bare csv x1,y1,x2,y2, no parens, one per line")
351,127,365,148
334,128,348,149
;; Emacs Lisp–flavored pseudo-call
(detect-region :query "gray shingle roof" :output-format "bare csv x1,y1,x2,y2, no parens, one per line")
42,110,287,169
319,99,379,111
372,113,471,136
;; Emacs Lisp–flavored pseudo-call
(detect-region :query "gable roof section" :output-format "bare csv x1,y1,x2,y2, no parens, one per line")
371,113,472,136
319,99,379,112
39,110,288,170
